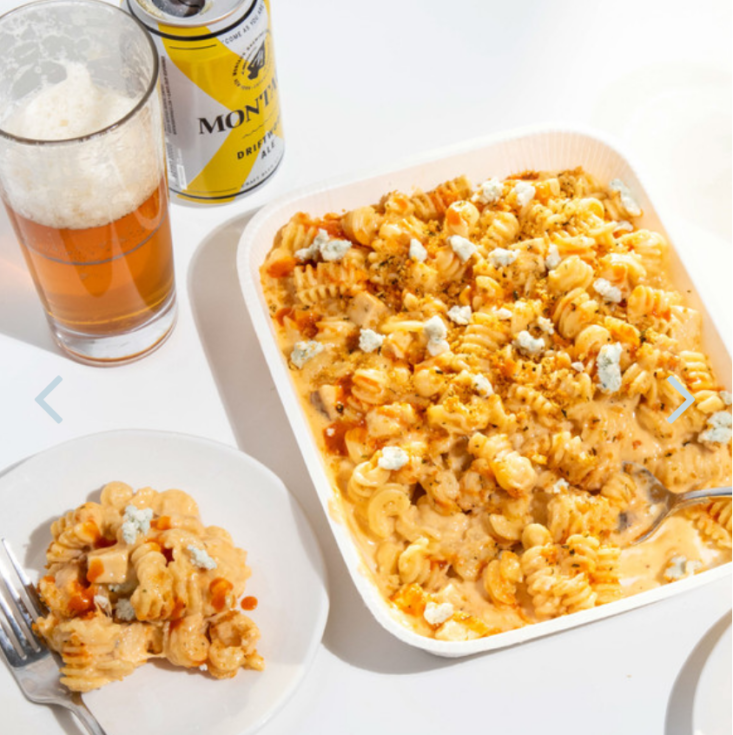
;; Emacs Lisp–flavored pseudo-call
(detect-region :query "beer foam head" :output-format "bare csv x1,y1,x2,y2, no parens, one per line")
0,62,162,230
2,63,136,141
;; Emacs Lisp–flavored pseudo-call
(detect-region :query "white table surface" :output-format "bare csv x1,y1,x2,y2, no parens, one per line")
0,1,731,734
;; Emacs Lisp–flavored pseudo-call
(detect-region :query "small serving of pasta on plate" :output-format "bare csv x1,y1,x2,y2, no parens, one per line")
35,483,263,691
260,167,731,641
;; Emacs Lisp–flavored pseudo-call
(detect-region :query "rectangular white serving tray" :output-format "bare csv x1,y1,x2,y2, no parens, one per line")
237,125,732,657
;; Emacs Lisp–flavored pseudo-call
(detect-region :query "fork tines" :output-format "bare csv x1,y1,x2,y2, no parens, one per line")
0,538,45,665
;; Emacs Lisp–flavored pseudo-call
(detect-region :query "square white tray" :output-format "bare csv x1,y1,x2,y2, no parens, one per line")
236,125,732,657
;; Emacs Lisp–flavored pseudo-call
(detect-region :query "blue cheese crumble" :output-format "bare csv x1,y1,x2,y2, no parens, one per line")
424,601,454,625
359,328,384,353
593,278,623,304
537,316,554,335
699,411,732,444
495,307,513,320
448,235,477,263
472,373,493,397
545,243,561,270
320,237,352,262
424,315,449,356
513,181,535,207
409,238,428,262
609,179,642,217
514,330,544,356
291,340,324,368
115,598,136,621
488,247,518,268
295,228,352,262
188,544,217,570
597,343,623,393
473,178,503,205
549,478,569,494
663,555,702,582
295,229,329,261
121,505,153,545
447,305,472,325
378,446,410,471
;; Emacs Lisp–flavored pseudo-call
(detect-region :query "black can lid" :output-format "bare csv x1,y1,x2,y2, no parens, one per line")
151,0,205,17
130,0,253,27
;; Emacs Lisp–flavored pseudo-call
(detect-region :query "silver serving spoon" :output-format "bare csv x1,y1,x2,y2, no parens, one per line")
612,461,731,546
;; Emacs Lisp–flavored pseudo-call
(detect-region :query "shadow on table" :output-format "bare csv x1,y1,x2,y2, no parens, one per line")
0,208,61,356
665,611,731,735
188,211,460,676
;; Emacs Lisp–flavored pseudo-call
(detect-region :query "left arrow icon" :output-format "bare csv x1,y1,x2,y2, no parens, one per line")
35,376,63,423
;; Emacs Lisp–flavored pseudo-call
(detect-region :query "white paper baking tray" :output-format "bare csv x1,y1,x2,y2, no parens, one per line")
237,125,732,657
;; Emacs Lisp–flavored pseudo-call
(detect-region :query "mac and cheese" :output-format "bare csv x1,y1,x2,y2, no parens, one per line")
36,483,263,690
261,169,731,640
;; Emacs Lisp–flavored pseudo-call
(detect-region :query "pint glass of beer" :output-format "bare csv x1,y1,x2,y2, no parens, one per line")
0,0,176,364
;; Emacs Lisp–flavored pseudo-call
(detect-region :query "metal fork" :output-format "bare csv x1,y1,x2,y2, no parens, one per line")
0,538,107,735
612,463,732,545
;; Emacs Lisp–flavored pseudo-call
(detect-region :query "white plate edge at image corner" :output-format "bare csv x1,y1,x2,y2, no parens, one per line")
692,617,733,735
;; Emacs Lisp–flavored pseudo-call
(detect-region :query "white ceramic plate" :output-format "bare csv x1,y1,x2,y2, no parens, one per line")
236,125,731,657
693,621,732,735
0,430,329,735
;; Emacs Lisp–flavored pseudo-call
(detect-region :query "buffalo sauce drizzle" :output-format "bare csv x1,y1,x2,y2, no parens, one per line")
209,578,233,612
68,580,96,615
151,515,172,531
240,596,258,611
275,307,321,338
83,520,115,550
267,256,297,279
86,558,104,584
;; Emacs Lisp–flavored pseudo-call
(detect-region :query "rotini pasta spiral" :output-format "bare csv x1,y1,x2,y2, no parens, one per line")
553,287,599,339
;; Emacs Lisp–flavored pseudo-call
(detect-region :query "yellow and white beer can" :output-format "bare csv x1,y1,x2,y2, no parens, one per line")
127,0,284,203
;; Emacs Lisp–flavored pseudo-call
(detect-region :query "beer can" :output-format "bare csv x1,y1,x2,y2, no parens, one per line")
127,0,284,203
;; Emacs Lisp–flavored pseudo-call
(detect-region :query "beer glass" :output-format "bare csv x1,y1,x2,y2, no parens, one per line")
0,0,176,364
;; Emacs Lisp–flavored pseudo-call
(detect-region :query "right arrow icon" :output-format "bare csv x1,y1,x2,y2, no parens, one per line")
666,375,694,424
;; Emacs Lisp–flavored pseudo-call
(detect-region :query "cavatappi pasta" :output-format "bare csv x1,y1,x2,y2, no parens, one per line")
261,168,732,641
35,483,263,691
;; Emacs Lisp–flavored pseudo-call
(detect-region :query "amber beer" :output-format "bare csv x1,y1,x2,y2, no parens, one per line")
6,179,174,337
0,0,176,364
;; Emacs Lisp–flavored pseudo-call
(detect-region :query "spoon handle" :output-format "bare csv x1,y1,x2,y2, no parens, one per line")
671,486,732,511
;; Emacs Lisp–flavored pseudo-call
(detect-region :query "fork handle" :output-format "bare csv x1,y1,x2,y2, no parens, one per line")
671,486,732,511
68,694,108,735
